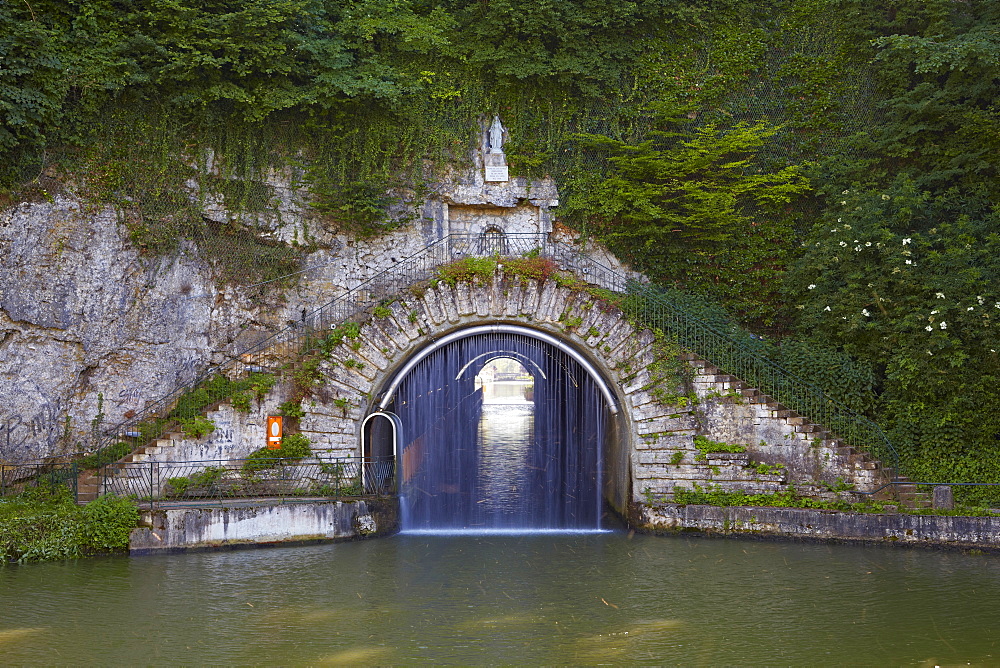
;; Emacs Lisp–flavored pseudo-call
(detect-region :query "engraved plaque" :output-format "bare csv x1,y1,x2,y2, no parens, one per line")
484,165,509,182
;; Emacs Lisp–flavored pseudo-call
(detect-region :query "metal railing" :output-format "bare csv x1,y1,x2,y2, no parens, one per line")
98,456,395,509
623,283,899,475
87,230,897,481
0,463,79,499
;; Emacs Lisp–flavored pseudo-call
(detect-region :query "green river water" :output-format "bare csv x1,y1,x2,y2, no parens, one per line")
1,533,998,665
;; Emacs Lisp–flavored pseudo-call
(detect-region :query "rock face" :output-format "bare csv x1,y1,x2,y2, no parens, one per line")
0,163,561,462
0,196,235,460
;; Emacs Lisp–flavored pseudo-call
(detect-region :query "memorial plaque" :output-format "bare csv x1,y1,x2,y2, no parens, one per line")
485,165,509,182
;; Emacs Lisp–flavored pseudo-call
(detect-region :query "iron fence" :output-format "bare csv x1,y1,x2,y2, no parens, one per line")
0,462,79,499
98,456,395,509
623,283,899,475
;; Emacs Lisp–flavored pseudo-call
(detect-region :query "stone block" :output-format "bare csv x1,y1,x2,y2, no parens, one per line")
388,302,420,340
933,485,955,510
454,281,474,316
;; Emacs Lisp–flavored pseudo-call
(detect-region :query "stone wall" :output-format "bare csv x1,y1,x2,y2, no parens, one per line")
637,503,1000,551
129,498,398,554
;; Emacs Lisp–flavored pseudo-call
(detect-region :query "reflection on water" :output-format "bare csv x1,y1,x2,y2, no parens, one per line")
2,534,1000,665
477,403,534,526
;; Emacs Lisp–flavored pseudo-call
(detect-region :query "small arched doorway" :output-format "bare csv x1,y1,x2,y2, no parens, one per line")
476,225,509,256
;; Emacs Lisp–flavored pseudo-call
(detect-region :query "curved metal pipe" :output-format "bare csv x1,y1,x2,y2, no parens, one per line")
376,324,619,414
455,350,548,382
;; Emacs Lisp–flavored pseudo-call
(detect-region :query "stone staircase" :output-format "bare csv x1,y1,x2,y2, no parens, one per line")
681,352,930,509
75,430,194,504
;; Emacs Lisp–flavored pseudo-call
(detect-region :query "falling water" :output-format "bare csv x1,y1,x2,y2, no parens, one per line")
391,332,607,533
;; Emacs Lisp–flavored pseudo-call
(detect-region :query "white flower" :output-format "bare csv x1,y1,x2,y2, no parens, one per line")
862,309,870,317
968,306,974,311
992,349,997,353
808,284,816,290
902,238,911,245
837,218,842,223
927,350,933,355
936,292,946,299
996,302,1000,309
905,260,912,265
865,242,872,247
855,246,862,252
842,190,850,195
840,201,847,205
931,310,938,315
844,224,852,230
925,325,934,331
824,306,831,312
881,194,890,200
831,228,838,232
840,241,847,247
940,321,947,329
977,296,985,305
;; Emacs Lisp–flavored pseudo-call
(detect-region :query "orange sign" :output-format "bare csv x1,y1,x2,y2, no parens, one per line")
266,416,283,449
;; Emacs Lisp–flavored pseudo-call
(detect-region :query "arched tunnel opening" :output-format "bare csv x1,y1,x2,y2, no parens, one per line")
367,326,629,533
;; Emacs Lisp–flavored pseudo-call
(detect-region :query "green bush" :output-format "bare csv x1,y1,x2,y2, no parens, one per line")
242,433,312,473
0,488,139,564
179,416,216,439
79,441,132,469
165,467,227,498
693,435,746,462
278,400,306,419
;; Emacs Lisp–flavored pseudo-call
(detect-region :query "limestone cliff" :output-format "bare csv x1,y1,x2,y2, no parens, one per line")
0,167,560,462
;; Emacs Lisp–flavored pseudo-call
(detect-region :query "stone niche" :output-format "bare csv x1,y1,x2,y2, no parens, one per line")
419,174,560,241
417,115,561,241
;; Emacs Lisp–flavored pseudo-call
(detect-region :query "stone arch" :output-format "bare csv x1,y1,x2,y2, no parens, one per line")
373,324,620,415
298,277,658,515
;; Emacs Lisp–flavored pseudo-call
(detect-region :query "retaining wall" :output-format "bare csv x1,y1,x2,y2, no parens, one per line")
129,497,398,555
637,503,1000,551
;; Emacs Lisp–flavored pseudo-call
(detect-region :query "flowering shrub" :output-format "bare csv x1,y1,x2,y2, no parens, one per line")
786,183,1000,503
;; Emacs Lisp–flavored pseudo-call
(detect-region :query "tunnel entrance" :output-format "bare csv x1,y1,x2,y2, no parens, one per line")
378,327,615,533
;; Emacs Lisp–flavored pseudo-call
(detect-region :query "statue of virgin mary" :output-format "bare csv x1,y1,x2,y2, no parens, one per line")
488,115,506,154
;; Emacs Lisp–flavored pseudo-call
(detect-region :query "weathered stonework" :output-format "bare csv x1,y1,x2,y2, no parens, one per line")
129,497,398,554
637,503,1000,551
1,161,562,462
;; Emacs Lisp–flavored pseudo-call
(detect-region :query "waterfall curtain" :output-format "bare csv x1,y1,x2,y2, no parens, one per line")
392,332,605,530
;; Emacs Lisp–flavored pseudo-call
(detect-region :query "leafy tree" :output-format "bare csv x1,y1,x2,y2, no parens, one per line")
565,105,811,324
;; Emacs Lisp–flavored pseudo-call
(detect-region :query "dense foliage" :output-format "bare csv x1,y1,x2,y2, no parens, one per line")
3,0,999,497
0,487,139,564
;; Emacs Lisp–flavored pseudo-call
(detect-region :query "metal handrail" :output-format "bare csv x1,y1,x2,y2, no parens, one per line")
83,231,898,480
97,455,396,510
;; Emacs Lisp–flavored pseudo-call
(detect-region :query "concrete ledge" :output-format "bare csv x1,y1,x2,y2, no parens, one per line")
638,503,1000,552
129,498,399,555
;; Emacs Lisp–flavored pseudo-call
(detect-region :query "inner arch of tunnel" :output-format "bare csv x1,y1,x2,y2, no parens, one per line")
363,324,632,531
